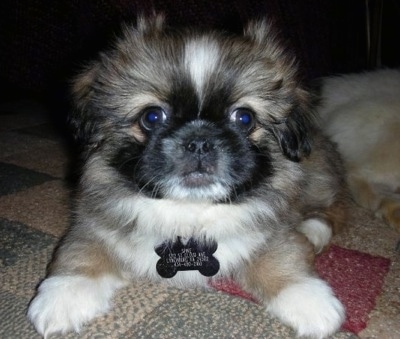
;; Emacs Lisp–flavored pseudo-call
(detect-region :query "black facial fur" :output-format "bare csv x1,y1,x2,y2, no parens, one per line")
111,107,274,202
108,77,275,202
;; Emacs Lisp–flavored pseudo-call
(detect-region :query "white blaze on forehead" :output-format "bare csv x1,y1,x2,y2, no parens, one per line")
184,37,221,101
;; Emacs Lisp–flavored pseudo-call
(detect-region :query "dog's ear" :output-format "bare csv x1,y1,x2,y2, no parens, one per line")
271,89,315,162
69,61,103,149
272,110,312,162
245,20,314,162
69,14,167,150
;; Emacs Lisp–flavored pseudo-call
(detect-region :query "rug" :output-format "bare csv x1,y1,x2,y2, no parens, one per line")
210,245,392,335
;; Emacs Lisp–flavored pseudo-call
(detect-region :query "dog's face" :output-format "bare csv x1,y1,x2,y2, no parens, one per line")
71,16,313,203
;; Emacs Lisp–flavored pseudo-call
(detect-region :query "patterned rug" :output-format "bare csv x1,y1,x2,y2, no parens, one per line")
1,102,399,338
210,245,391,335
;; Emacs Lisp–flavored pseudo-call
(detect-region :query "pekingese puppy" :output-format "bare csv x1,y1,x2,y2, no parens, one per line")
317,69,400,233
28,15,349,338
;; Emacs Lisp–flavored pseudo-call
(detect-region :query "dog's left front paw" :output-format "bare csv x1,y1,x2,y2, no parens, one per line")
267,277,345,338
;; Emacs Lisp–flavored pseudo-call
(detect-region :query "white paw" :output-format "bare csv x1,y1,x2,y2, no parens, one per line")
298,218,332,253
267,277,345,339
27,275,125,337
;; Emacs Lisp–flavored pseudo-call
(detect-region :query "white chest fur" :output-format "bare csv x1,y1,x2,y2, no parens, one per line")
97,196,273,285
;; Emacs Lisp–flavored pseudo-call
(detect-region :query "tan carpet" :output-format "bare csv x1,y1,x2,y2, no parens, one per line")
0,101,398,338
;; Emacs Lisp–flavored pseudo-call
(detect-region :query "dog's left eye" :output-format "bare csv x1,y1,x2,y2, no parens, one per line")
140,107,167,131
230,108,255,132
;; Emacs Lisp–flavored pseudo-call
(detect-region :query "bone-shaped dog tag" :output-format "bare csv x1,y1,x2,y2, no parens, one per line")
155,237,219,278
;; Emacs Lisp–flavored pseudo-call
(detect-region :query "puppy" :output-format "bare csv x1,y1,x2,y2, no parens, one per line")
28,15,349,338
317,69,400,232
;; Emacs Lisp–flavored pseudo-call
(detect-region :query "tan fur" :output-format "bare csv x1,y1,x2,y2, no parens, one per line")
349,128,400,232
131,122,146,143
323,197,351,235
318,69,400,232
241,232,315,301
378,197,400,231
301,133,352,236
71,63,100,105
349,174,400,232
49,239,120,278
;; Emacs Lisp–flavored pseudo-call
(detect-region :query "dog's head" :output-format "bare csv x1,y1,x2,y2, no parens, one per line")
71,15,314,202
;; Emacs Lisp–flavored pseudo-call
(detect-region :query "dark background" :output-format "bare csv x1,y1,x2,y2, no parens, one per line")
0,0,399,119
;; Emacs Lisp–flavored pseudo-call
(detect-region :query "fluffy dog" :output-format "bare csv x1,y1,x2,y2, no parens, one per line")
317,69,400,232
28,16,349,338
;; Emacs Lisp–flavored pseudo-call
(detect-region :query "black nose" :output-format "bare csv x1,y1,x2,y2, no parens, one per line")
185,138,213,154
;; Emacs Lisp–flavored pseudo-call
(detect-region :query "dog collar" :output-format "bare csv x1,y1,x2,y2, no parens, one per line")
155,236,219,278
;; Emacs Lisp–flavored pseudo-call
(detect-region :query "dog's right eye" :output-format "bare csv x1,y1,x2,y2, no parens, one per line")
140,107,167,131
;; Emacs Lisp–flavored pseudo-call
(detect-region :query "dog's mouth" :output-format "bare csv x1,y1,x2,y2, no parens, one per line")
158,170,230,202
182,171,215,188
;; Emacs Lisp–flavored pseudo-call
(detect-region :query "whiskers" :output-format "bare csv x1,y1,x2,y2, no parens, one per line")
136,173,164,198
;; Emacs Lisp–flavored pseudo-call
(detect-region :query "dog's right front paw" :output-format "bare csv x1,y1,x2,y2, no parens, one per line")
27,275,124,337
267,277,345,339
